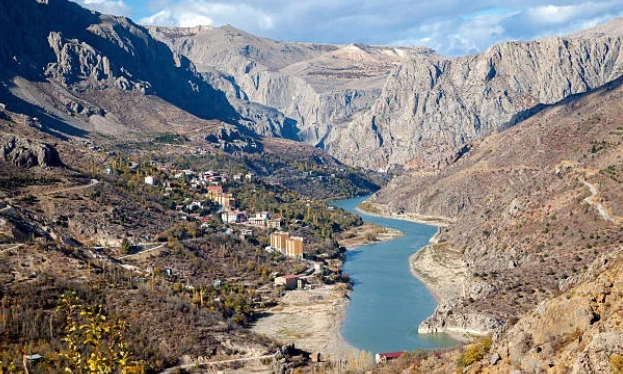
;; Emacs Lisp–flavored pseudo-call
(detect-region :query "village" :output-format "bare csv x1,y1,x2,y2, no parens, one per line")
104,154,357,296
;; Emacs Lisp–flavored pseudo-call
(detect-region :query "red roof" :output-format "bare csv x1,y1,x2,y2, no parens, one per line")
282,274,298,280
379,352,405,359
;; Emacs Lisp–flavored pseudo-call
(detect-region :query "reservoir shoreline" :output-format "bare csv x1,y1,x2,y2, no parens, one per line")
357,202,481,342
337,197,457,353
253,196,461,359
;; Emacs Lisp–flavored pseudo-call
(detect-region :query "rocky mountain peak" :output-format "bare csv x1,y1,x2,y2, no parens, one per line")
572,16,623,38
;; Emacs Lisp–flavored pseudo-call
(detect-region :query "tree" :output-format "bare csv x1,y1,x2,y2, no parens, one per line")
121,239,131,254
56,292,144,373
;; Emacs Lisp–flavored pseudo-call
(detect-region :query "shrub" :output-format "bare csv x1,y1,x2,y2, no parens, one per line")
457,336,492,368
610,354,623,374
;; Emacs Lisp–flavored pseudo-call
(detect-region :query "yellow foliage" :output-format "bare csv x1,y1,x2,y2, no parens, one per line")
57,292,144,374
611,354,623,374
457,336,492,368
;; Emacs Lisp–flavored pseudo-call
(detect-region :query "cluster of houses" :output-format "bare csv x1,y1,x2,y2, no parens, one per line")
141,168,254,190
207,185,236,209
269,231,304,259
220,209,282,228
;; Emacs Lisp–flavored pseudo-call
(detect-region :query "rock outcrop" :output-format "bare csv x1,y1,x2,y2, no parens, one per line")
418,298,503,336
0,136,62,168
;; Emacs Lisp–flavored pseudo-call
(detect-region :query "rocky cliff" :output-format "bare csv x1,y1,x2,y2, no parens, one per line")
0,135,62,168
149,20,623,172
326,34,623,170
407,248,623,373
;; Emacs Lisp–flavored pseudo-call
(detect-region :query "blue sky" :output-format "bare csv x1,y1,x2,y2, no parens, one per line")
72,0,623,56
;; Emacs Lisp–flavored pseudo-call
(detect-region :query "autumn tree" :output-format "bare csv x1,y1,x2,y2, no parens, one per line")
56,292,144,374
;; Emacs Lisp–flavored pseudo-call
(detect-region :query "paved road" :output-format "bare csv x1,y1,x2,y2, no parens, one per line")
117,243,167,260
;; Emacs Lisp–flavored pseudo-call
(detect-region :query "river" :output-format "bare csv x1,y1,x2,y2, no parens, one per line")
331,196,457,354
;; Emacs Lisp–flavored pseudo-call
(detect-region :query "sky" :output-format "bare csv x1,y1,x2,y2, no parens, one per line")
72,0,623,56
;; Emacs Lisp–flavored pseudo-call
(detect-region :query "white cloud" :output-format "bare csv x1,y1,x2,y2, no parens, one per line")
139,1,275,31
71,0,623,56
393,1,623,55
74,0,132,16
523,2,618,26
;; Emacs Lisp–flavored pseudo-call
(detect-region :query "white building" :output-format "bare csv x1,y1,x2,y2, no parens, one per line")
145,176,156,185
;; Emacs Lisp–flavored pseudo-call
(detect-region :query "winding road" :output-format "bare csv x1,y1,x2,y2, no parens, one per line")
582,180,621,224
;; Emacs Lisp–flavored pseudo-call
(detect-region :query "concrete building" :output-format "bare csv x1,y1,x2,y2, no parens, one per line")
144,176,157,185
209,192,236,209
221,209,247,223
285,236,304,259
270,232,304,259
267,219,281,229
270,231,289,252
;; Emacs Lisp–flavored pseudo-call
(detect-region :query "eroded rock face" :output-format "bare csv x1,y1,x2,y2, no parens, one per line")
418,298,504,336
325,36,623,170
149,25,425,144
0,136,62,168
150,22,623,171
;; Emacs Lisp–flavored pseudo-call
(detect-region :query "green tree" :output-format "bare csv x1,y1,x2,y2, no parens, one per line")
121,239,131,255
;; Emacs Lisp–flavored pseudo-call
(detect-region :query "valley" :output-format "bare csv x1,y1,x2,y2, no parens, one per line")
2,0,623,373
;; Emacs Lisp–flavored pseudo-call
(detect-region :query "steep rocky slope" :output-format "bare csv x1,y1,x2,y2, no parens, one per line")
393,247,623,373
327,30,623,170
366,73,623,338
149,25,429,145
0,0,245,140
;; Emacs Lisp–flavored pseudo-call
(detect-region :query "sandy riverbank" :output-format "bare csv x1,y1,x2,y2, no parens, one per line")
408,242,466,303
337,222,403,250
355,204,455,227
251,285,359,361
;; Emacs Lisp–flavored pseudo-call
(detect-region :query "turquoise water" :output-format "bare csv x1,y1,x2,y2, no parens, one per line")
331,196,457,354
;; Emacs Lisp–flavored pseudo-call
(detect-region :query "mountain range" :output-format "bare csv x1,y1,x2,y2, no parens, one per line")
3,1,623,372
6,0,623,174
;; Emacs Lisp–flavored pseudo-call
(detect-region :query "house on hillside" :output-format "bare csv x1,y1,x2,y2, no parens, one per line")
207,185,223,196
221,209,247,224
375,352,405,364
267,219,281,229
274,274,298,290
248,215,267,226
145,176,157,185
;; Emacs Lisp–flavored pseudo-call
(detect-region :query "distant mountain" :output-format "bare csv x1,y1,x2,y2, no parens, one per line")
5,1,623,175
149,25,431,146
149,19,623,172
572,16,623,38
